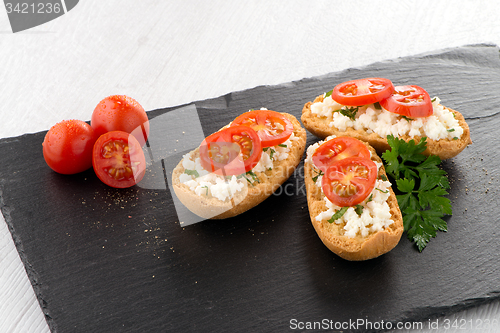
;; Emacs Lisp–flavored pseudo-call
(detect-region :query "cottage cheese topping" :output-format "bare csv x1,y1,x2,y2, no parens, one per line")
179,131,298,202
310,95,463,141
306,136,394,238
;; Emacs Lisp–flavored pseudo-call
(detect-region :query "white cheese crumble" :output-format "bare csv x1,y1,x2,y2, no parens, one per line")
179,131,298,202
306,136,394,238
310,95,463,141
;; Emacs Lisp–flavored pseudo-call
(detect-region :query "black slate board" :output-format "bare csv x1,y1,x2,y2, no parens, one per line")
1,44,500,333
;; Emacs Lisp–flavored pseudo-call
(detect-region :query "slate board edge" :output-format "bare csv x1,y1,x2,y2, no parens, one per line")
0,179,54,328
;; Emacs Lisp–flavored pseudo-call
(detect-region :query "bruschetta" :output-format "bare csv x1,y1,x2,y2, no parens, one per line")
172,109,307,219
301,78,472,159
304,135,403,261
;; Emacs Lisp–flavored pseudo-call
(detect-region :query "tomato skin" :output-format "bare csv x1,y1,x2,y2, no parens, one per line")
230,110,293,147
199,126,262,175
312,137,371,173
331,78,394,106
43,120,98,175
322,157,377,207
92,131,146,188
91,95,149,146
380,85,433,118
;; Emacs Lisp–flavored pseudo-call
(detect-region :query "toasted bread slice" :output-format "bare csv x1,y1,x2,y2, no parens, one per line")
301,94,472,160
304,138,403,261
172,112,307,219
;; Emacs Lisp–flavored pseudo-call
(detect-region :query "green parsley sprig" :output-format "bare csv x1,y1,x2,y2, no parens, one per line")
381,135,452,252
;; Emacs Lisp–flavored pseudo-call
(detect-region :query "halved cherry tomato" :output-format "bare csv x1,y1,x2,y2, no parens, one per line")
380,85,433,118
312,137,371,173
92,131,146,188
91,95,150,146
43,119,98,175
331,78,394,106
230,110,293,147
199,126,262,175
322,157,377,207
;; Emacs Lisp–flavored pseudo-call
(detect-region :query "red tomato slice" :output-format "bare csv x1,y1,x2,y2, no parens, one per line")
312,136,371,173
230,110,293,147
91,95,150,146
331,78,394,106
92,131,146,188
322,157,377,207
199,126,262,175
380,85,433,118
43,119,98,175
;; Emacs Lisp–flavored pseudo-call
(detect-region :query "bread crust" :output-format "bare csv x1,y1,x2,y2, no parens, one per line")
301,94,472,160
172,112,307,219
304,141,404,261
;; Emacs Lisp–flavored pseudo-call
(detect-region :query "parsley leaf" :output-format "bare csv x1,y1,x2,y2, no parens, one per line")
382,135,452,252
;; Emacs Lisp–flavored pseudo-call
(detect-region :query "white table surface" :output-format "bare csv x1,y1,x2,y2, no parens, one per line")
1,1,500,332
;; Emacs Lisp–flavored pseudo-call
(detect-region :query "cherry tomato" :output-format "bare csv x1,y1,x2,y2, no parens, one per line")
380,85,433,118
43,119,98,175
312,137,371,173
92,131,146,188
331,78,394,106
199,126,262,175
322,157,377,207
230,110,293,147
91,95,149,146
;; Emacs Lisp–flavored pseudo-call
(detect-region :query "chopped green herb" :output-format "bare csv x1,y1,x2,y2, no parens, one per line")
246,170,260,184
367,194,373,203
381,135,451,252
447,128,455,132
328,207,348,223
373,102,382,110
375,188,389,194
263,147,275,159
380,174,388,181
269,148,275,159
184,169,199,178
401,115,414,122
339,106,359,120
278,144,287,148
325,89,333,98
242,175,252,185
431,97,437,103
201,185,209,195
312,169,324,183
355,205,364,215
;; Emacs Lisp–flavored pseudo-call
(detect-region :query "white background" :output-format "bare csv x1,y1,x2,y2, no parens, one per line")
1,1,500,332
